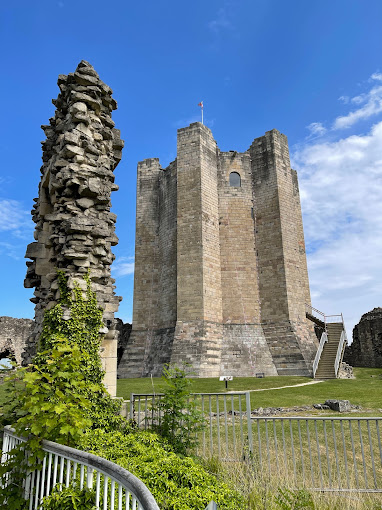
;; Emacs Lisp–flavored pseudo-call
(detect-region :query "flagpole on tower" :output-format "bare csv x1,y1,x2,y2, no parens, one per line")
198,101,204,125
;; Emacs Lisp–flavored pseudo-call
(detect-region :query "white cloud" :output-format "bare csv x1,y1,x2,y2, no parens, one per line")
306,122,326,136
370,72,382,82
292,121,382,335
338,95,349,104
208,6,233,34
112,256,135,277
0,199,31,238
333,73,382,129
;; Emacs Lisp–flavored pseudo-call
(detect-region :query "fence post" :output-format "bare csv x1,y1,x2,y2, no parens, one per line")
205,501,218,509
130,393,135,421
246,391,253,455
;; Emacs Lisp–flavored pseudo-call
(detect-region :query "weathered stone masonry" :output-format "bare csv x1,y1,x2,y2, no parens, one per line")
24,61,124,396
344,307,382,368
119,123,318,378
0,317,33,365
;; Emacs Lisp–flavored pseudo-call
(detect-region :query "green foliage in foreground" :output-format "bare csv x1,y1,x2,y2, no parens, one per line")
0,272,124,509
40,485,96,510
79,428,244,510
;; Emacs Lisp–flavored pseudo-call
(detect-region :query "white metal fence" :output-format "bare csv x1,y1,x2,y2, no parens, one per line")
128,392,252,461
1,426,160,510
129,392,382,492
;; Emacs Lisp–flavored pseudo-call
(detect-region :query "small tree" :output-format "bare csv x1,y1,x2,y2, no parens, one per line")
153,364,205,455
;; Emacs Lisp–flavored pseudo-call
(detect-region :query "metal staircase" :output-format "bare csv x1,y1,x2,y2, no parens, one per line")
306,305,348,379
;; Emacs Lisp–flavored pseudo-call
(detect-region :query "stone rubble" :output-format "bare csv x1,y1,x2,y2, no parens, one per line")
24,60,124,396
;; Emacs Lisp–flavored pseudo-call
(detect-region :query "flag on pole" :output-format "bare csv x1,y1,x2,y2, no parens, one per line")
198,101,204,124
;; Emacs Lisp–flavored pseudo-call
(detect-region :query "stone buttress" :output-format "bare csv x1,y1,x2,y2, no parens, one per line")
24,60,124,396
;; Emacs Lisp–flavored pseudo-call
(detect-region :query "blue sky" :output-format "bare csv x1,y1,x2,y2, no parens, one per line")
1,0,381,338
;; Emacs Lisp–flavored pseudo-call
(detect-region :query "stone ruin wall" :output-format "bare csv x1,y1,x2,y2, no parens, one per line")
0,317,33,366
344,307,382,368
0,316,131,378
24,60,124,396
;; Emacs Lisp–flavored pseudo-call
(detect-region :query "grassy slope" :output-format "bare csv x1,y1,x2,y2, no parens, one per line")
117,368,382,414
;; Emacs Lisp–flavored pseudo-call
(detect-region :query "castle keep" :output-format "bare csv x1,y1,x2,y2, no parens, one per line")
118,122,318,378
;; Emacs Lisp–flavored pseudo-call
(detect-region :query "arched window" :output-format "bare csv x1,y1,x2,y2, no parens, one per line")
229,172,241,187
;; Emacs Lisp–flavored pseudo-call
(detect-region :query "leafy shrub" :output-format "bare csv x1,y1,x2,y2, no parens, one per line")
153,364,205,455
79,428,244,510
40,485,96,510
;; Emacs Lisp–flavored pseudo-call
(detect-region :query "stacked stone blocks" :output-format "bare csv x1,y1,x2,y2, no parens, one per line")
24,61,124,396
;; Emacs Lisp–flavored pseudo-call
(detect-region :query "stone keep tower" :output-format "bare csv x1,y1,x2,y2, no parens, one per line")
118,123,317,378
24,61,124,396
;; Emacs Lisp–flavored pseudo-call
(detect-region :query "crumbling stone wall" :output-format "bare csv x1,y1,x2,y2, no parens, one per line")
24,61,123,396
0,317,33,365
344,308,382,368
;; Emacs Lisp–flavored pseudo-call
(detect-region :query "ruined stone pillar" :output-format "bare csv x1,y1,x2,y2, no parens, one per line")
24,60,124,396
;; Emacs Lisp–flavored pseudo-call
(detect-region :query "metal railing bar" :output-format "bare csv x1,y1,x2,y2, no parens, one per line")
231,395,236,455
306,420,314,487
216,396,221,458
281,420,288,477
40,455,47,501
273,419,280,476
239,395,244,447
297,419,305,485
289,419,297,485
245,392,253,456
257,419,262,469
349,420,359,488
340,420,350,489
323,420,331,488
224,396,229,457
265,419,271,476
209,395,213,456
367,420,377,489
250,416,382,421
376,420,382,465
331,420,341,489
358,420,368,488
314,420,323,489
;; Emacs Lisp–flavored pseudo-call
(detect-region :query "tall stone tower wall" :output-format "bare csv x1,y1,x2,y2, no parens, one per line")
171,124,223,376
24,61,123,396
118,123,317,379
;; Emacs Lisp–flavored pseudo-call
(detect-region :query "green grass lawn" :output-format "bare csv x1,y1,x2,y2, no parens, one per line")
117,368,382,414
1,367,381,415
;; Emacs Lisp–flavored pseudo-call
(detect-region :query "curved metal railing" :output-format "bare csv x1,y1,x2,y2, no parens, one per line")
1,426,160,510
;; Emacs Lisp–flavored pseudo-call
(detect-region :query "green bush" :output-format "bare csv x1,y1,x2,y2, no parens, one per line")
40,485,96,510
79,428,244,510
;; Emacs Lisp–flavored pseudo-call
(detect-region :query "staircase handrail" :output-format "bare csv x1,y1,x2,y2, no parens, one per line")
305,304,343,329
313,331,328,378
334,319,348,377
